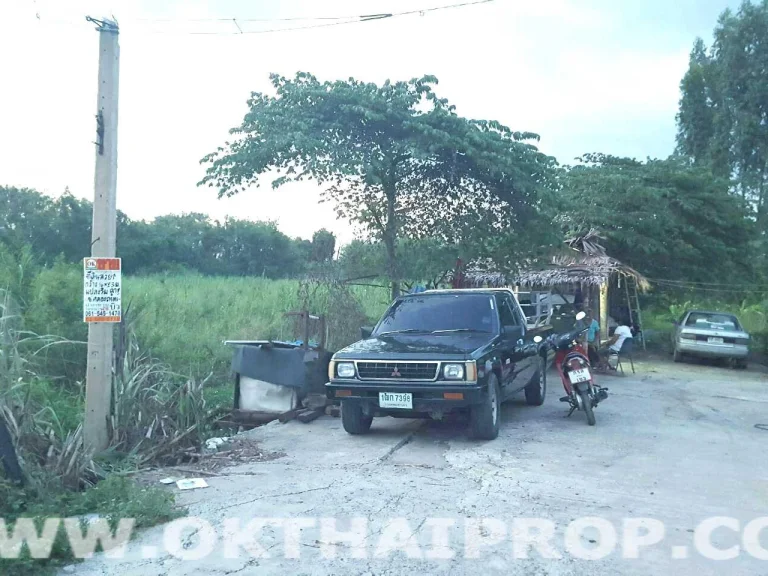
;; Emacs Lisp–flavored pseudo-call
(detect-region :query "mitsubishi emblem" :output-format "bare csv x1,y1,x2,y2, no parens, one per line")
391,367,402,377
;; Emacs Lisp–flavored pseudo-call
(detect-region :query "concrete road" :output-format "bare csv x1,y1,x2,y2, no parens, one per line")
67,358,768,575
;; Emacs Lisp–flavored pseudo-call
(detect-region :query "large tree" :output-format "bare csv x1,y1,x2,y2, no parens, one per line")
560,154,755,283
677,1,768,229
199,72,557,298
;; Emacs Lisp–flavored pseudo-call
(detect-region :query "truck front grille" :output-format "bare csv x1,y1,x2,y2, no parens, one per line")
356,362,438,381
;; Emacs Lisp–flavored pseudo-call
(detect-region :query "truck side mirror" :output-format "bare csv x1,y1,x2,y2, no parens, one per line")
361,326,373,339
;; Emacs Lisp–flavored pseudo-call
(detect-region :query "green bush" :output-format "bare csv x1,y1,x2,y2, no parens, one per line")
22,261,86,384
0,475,182,576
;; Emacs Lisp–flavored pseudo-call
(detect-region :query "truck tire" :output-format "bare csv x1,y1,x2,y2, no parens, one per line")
341,401,373,435
469,374,500,440
673,347,683,363
525,355,547,406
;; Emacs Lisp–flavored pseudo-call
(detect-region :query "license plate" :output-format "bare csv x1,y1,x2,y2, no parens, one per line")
379,392,413,409
708,337,724,344
568,368,591,384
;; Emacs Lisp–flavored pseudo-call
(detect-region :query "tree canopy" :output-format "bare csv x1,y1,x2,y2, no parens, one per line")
0,186,334,278
199,72,558,297
560,154,755,283
677,0,768,228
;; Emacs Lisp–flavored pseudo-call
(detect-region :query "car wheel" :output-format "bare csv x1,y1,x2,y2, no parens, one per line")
341,401,373,435
525,355,546,406
469,374,501,440
734,358,748,370
673,347,683,363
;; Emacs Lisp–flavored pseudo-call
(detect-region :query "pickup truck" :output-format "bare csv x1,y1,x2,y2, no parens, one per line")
326,288,553,440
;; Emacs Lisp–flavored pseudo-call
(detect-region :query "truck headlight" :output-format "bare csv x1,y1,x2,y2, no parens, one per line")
337,362,356,378
443,363,465,380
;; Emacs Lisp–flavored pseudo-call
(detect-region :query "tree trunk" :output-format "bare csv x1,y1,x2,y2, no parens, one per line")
383,184,399,300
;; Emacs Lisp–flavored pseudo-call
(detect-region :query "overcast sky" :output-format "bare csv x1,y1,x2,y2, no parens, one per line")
0,0,740,246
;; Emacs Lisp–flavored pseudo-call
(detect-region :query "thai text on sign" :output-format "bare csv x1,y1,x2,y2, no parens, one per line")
83,257,121,323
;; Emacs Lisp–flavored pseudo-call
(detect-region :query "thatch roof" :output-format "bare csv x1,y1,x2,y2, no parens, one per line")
451,230,651,291
516,255,651,291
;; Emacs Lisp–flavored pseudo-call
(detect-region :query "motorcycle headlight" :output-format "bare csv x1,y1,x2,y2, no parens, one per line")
337,362,355,378
443,363,465,380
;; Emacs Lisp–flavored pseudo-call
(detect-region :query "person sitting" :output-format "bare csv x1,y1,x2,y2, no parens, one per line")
597,319,633,369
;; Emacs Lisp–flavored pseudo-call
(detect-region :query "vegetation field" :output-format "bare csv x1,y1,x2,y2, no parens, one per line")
125,275,391,384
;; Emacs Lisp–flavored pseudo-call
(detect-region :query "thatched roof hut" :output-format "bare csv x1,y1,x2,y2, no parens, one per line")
450,231,651,346
516,255,651,291
454,231,650,292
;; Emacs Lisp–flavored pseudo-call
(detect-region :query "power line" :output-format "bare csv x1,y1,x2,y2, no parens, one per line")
648,277,768,289
127,0,497,35
139,0,495,24
651,280,768,294
30,0,496,36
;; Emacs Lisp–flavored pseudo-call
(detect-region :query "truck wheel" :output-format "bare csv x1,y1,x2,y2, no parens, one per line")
469,374,500,440
735,358,748,370
525,355,546,406
673,348,683,363
341,401,373,435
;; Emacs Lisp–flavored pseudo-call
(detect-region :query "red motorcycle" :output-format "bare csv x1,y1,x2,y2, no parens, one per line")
536,311,608,426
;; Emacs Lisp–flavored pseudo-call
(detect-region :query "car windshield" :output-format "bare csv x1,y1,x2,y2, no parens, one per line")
374,294,497,335
685,312,741,331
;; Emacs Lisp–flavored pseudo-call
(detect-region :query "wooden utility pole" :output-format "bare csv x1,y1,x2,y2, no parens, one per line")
84,17,120,452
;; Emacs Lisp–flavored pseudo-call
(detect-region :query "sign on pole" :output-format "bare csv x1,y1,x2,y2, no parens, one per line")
83,257,121,323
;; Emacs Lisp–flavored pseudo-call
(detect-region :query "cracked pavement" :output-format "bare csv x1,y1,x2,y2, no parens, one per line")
64,358,768,575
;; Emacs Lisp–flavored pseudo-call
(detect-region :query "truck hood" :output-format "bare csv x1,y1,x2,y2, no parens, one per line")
334,333,494,360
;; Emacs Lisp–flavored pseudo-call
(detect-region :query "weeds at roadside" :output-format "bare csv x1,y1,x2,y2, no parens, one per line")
0,475,183,576
0,289,200,575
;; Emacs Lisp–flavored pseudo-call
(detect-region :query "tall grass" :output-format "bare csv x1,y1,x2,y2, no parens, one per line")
125,275,391,382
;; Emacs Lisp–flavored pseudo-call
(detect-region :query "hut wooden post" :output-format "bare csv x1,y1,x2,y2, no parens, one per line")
599,282,609,343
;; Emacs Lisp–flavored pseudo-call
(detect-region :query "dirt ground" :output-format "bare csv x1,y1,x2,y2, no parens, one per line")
65,356,768,576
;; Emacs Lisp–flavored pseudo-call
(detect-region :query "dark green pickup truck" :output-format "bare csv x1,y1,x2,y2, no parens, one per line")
326,288,553,440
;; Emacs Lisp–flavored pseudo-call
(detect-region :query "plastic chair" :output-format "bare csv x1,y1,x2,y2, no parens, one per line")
616,337,635,375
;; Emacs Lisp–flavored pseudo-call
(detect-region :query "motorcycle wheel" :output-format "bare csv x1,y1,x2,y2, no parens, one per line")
579,389,596,426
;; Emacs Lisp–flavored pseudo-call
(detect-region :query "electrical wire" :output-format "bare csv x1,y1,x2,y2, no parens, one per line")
650,280,768,294
647,277,768,289
127,0,496,35
31,0,496,35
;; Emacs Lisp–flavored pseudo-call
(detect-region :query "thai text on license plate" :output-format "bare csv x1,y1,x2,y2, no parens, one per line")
379,392,413,409
708,337,724,344
568,368,591,384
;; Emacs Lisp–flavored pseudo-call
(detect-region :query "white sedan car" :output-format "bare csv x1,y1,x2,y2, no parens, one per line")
672,310,750,368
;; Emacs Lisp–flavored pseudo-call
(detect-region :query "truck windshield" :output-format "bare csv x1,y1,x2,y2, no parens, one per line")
374,294,497,335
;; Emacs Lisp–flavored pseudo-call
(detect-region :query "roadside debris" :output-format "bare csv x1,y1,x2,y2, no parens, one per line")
297,408,324,423
327,405,341,417
325,405,340,418
204,436,230,452
176,478,209,490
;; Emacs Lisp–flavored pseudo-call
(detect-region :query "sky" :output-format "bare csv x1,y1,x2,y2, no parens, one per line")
0,0,742,246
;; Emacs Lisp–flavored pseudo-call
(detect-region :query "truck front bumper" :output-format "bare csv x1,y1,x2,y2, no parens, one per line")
325,380,487,414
